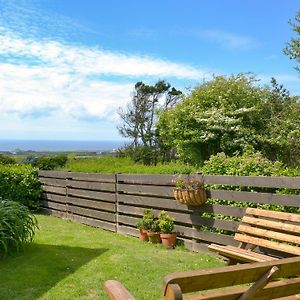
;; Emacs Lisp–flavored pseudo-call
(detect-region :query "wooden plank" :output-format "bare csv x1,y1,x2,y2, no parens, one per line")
203,175,300,189
238,224,300,245
67,180,115,192
67,196,115,212
39,177,66,187
118,194,245,218
67,188,116,202
117,173,178,186
41,185,66,195
41,200,66,211
117,225,139,237
117,205,239,232
234,234,300,255
40,207,67,219
209,190,300,208
41,193,66,204
118,183,173,197
104,280,136,300
69,214,116,232
118,215,139,226
246,207,300,223
182,277,300,300
162,256,300,294
38,170,68,179
69,205,116,222
69,172,115,183
242,216,300,234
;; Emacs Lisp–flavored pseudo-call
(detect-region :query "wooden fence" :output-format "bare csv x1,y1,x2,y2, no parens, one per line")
39,171,300,252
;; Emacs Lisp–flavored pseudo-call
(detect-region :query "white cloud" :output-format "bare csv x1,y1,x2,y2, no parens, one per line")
0,29,208,127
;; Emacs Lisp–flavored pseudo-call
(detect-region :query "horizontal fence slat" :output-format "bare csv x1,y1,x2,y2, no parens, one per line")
69,214,116,232
39,177,66,187
204,175,300,189
67,180,115,192
118,194,245,218
41,200,67,211
118,183,173,197
209,190,300,208
69,205,116,222
69,172,115,183
40,207,67,218
117,174,178,186
42,193,66,204
67,196,115,212
41,185,66,195
117,225,139,237
117,205,239,232
38,170,68,179
67,188,116,202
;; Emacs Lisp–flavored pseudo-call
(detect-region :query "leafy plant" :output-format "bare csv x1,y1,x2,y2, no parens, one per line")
158,211,175,234
0,200,38,257
0,165,41,210
0,154,16,165
175,175,204,190
137,209,155,231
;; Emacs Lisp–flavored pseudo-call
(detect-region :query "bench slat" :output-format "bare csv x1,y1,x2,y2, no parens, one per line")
182,277,300,300
234,233,300,255
242,216,300,234
246,208,300,223
238,224,300,245
208,244,276,262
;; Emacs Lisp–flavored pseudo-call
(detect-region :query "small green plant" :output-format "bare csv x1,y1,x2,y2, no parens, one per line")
149,219,160,233
0,200,38,257
137,209,155,231
158,211,175,234
175,175,204,190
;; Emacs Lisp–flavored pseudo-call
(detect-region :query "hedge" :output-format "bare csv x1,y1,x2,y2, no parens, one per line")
0,165,41,210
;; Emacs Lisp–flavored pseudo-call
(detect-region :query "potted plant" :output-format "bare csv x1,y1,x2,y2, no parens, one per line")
147,213,161,244
173,175,207,206
136,209,154,241
159,211,177,249
136,219,148,241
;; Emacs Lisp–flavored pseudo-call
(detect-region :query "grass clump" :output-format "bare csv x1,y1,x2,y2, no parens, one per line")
62,155,196,174
0,200,38,257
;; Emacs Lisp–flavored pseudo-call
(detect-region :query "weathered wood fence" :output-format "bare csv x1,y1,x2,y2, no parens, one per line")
39,171,300,252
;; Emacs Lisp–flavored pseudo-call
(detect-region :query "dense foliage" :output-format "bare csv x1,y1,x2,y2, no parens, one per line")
0,165,41,210
0,154,16,165
158,74,300,166
284,9,300,73
0,200,38,256
24,155,68,170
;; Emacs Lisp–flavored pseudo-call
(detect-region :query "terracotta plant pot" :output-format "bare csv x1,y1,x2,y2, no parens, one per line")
160,233,177,249
147,231,161,243
139,229,149,241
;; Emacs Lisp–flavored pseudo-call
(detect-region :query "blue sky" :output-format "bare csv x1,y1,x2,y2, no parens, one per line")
0,0,299,141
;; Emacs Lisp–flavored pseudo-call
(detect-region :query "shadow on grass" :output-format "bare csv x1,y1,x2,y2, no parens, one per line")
0,243,106,300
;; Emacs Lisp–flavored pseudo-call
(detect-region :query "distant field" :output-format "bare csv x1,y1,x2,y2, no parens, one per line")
60,156,197,174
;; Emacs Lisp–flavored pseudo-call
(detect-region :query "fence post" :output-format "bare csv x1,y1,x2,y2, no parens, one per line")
115,173,119,233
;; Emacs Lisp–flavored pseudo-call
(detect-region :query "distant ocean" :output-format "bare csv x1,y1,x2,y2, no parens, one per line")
0,140,126,152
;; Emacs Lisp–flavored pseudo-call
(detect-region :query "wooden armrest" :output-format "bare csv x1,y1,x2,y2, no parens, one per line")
104,280,136,300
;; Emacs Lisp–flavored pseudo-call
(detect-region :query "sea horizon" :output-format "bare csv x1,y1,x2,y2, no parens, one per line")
0,139,126,152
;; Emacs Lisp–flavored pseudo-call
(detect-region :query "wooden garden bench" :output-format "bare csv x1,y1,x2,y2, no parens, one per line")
208,207,300,264
104,256,300,300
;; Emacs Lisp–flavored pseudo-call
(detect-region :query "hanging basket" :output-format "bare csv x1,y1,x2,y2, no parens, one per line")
174,187,207,206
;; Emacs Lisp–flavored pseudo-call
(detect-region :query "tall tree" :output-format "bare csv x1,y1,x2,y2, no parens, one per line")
284,10,300,73
118,80,182,164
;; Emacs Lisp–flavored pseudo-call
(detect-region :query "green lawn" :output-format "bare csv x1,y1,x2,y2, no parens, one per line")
0,214,224,300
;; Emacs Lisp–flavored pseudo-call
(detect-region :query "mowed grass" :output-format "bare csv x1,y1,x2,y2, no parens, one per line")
61,156,197,174
0,215,223,300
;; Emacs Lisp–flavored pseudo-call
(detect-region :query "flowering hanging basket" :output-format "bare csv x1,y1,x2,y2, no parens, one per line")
174,188,207,206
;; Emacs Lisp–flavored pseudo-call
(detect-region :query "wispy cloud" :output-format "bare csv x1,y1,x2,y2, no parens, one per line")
0,28,207,123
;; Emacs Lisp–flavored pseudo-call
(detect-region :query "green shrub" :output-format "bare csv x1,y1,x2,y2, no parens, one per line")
33,155,68,170
0,154,16,165
0,200,38,257
0,165,41,210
